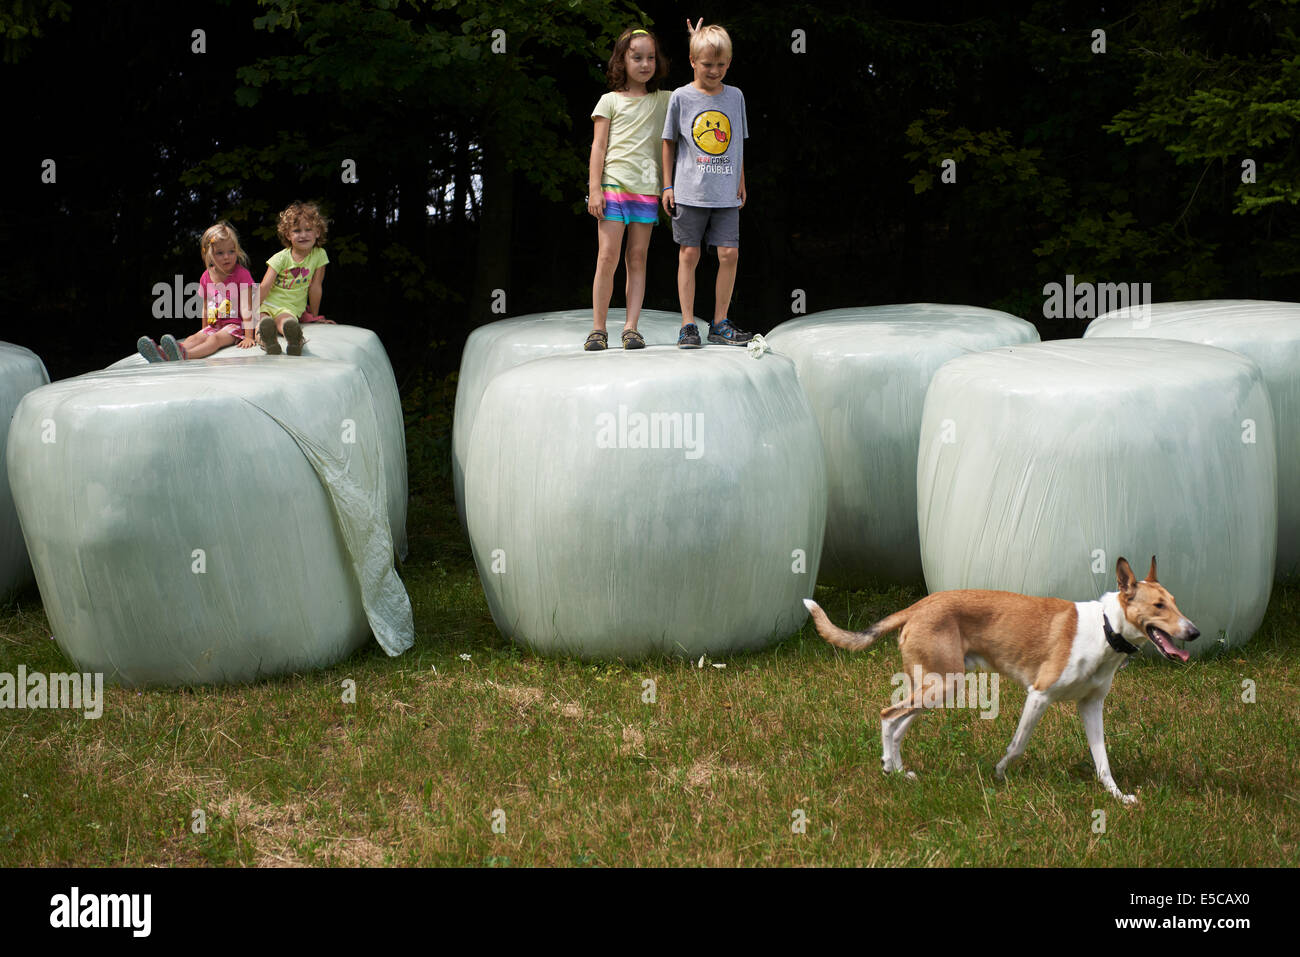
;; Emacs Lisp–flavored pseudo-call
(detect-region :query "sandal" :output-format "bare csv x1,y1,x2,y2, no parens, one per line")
621,328,646,350
584,329,608,351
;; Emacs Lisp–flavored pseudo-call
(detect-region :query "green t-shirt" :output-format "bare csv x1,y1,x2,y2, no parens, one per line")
592,89,672,195
261,246,329,317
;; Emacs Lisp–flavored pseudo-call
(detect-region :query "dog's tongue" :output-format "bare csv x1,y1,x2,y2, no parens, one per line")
1150,629,1190,662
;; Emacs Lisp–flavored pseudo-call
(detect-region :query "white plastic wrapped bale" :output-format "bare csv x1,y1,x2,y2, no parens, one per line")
465,346,827,658
765,304,1039,586
1085,300,1300,581
1,343,51,598
7,358,414,686
110,324,408,560
454,308,692,531
917,339,1276,653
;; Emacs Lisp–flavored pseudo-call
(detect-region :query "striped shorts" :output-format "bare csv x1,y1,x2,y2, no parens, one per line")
602,184,659,225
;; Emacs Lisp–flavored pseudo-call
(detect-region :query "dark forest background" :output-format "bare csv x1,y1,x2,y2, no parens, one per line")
3,0,1298,388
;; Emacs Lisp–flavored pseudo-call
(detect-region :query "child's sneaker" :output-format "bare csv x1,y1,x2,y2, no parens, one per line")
284,318,304,356
258,317,281,355
707,318,754,346
137,337,164,363
160,334,185,361
677,323,702,349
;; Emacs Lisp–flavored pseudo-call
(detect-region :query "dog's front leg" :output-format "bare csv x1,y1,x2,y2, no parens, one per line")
1079,694,1136,804
994,688,1050,780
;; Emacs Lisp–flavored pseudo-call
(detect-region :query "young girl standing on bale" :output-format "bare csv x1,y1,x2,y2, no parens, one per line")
257,201,335,356
137,221,257,361
585,26,672,350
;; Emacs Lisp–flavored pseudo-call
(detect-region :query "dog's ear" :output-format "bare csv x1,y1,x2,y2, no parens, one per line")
1116,557,1137,597
1145,555,1158,583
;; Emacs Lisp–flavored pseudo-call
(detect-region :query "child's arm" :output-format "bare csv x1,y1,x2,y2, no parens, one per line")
307,265,325,317
661,138,676,214
588,116,610,219
738,159,746,208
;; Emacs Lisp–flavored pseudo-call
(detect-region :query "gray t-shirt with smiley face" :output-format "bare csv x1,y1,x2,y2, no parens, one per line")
662,83,748,208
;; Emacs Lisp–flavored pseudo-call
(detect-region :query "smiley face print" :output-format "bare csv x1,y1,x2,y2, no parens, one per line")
691,110,731,156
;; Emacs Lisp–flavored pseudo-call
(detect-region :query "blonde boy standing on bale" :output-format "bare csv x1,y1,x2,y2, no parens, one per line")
661,22,754,348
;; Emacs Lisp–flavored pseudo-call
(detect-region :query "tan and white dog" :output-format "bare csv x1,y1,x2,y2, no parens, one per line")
804,557,1199,803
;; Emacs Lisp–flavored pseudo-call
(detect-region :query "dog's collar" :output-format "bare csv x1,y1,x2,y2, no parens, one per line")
1102,611,1139,655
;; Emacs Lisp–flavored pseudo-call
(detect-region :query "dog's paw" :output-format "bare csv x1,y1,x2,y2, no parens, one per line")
1119,792,1137,805
905,771,917,781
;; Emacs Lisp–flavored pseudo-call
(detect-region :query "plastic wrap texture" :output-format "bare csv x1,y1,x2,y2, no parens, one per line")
111,324,408,560
766,305,1039,585
1085,300,1300,580
917,339,1276,651
1,343,51,596
7,359,413,685
454,308,691,530
465,347,827,658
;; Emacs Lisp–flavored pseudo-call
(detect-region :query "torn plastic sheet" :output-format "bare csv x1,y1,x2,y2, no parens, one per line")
8,358,412,685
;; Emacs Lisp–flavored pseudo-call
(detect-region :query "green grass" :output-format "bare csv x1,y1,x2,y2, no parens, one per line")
1,477,1297,867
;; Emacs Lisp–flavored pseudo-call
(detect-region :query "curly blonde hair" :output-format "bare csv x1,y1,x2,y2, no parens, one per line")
276,201,329,248
199,221,249,268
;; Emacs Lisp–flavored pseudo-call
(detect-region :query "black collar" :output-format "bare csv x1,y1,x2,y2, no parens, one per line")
1103,611,1139,655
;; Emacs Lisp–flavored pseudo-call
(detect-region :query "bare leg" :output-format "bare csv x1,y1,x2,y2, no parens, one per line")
622,223,652,330
592,220,626,333
714,245,739,322
181,330,236,359
677,245,701,326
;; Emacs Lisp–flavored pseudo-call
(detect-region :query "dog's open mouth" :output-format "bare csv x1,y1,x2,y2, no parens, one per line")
1146,625,1190,662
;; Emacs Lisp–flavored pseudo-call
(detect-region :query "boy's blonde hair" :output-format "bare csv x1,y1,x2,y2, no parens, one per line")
277,201,329,248
689,23,732,61
199,221,249,268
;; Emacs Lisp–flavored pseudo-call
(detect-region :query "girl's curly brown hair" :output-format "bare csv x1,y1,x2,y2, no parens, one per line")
276,201,329,248
605,27,668,92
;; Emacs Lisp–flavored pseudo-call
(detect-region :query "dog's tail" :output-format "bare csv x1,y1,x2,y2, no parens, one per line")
803,598,909,652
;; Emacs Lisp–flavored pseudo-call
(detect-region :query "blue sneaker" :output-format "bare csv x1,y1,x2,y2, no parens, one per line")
677,323,702,349
160,334,185,361
137,336,164,363
707,318,754,346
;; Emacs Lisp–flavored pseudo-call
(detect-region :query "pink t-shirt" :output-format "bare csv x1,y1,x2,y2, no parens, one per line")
199,265,255,326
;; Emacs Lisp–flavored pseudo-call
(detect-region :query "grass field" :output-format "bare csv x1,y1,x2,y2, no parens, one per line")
1,473,1297,867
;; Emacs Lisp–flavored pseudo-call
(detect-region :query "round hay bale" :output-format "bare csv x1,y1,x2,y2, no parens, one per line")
465,346,826,658
917,338,1276,652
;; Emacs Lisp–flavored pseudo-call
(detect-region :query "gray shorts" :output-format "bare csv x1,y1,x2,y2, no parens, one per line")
671,204,740,249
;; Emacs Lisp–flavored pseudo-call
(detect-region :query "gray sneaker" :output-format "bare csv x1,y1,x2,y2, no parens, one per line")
137,337,164,363
284,318,304,356
677,323,702,349
259,317,281,355
160,334,185,361
707,318,754,346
